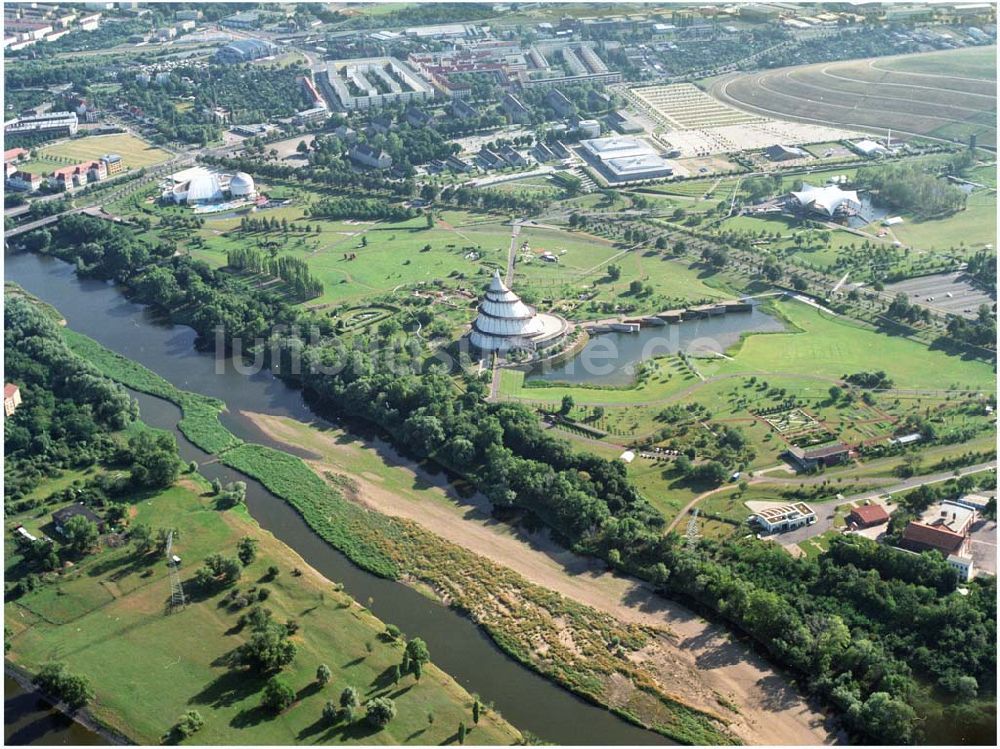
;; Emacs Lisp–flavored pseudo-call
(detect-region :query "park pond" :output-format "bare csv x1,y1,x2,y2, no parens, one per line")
529,305,786,387
4,249,670,747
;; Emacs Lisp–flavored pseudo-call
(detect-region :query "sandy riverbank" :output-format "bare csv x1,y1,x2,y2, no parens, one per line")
244,410,833,746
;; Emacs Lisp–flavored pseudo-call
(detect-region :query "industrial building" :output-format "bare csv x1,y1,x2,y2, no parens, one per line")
220,10,263,29
214,38,276,64
765,144,809,161
851,139,889,158
4,111,79,138
320,57,433,111
579,136,673,183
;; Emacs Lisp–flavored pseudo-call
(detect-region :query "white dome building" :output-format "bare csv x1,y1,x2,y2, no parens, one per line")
470,270,567,353
165,168,224,204
229,171,256,199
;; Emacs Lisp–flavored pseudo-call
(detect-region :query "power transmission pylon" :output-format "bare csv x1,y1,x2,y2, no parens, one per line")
166,530,186,610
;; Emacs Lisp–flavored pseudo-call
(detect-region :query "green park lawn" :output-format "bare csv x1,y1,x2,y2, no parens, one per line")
497,354,699,406
890,189,997,252
191,208,512,307
701,298,996,390
5,474,519,746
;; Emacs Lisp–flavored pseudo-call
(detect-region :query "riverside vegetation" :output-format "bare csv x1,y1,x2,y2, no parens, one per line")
3,290,520,745
12,211,996,743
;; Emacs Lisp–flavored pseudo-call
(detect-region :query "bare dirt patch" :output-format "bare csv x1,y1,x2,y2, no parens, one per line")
245,410,832,745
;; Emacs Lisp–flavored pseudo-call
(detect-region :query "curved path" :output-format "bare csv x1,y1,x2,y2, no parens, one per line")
710,49,997,147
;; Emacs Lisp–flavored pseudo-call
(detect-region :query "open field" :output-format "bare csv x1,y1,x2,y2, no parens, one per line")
879,46,999,79
701,298,996,390
183,205,510,307
889,187,997,251
5,475,518,745
32,133,172,170
711,47,997,147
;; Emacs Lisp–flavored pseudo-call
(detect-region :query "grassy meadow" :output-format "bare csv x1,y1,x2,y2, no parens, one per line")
32,133,171,170
5,474,520,745
701,298,996,390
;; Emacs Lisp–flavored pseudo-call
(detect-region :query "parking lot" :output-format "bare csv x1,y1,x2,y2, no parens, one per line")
970,518,997,577
886,271,995,319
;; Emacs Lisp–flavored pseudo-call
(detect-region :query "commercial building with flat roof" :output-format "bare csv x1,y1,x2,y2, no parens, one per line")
4,111,78,138
215,38,276,64
579,136,673,183
749,502,816,534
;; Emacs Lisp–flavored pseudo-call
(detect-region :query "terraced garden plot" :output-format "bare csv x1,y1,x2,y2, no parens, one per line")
761,407,822,435
711,47,997,147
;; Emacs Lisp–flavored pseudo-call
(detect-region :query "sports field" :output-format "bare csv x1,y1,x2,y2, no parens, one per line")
711,47,997,147
35,133,171,170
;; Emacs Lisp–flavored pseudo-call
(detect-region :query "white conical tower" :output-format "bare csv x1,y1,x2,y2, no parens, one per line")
470,270,545,352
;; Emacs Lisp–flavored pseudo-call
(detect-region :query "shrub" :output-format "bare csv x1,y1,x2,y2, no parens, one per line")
33,662,92,709
261,677,295,714
173,709,204,738
365,697,396,729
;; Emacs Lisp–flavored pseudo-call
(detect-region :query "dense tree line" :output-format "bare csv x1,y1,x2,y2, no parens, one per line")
201,153,416,198
4,295,138,502
189,64,310,124
758,25,923,70
857,162,967,219
33,215,302,352
440,184,551,215
306,197,418,222
887,292,932,324
367,123,460,171
965,250,996,293
945,306,996,349
227,247,323,300
22,210,995,743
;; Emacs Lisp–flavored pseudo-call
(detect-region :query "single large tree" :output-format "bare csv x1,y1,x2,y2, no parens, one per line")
62,515,98,553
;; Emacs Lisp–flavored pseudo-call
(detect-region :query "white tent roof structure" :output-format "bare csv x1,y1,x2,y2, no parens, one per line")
790,183,860,216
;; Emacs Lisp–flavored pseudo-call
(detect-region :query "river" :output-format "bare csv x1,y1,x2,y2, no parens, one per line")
4,250,670,746
4,677,105,746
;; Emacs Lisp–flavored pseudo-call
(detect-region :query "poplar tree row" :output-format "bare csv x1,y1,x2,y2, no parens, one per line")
227,247,323,301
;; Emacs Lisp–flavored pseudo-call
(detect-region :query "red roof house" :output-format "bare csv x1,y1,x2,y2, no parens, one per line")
901,521,968,556
849,504,890,528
